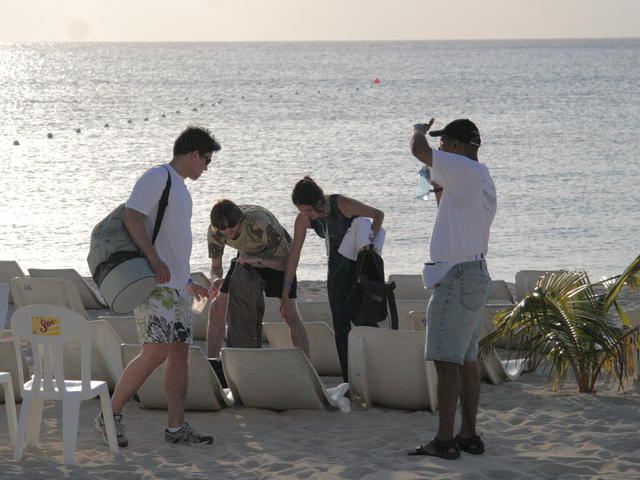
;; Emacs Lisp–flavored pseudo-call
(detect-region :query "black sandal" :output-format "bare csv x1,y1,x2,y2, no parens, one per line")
455,434,485,455
408,438,460,460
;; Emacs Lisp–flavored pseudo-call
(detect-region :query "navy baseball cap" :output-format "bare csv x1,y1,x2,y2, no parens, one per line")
429,119,481,147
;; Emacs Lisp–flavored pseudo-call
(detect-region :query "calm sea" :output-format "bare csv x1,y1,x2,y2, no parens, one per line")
2,39,639,283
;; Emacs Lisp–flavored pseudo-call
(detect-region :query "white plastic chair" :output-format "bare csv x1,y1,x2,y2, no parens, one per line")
222,347,350,413
10,276,88,318
0,372,17,446
11,304,118,464
28,268,108,310
0,261,25,304
0,283,9,330
263,322,342,376
387,274,429,300
348,327,438,411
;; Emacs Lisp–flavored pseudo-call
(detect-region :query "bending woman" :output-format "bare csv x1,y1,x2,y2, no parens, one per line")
281,176,384,382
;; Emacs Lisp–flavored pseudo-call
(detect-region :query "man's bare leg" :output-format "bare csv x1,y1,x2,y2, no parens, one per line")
111,343,169,414
165,342,189,428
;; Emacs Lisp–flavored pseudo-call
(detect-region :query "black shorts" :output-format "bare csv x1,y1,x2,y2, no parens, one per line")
220,259,297,298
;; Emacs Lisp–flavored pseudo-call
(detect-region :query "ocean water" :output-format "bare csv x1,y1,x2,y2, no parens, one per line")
1,39,639,282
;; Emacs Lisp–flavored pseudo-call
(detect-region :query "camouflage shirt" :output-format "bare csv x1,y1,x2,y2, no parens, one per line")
207,205,292,260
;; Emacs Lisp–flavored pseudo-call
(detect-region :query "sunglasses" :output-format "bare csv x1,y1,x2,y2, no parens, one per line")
215,219,238,231
200,152,212,166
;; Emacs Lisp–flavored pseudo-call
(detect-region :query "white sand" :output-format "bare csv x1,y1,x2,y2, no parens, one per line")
1,281,638,479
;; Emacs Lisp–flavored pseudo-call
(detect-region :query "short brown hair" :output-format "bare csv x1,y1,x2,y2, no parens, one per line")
210,199,244,229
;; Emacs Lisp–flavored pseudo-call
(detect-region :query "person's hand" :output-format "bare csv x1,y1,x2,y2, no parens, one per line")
187,283,209,302
149,256,171,284
413,118,435,133
280,301,292,322
210,278,223,297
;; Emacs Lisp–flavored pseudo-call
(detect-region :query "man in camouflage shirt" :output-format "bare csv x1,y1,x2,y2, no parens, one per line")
206,199,309,358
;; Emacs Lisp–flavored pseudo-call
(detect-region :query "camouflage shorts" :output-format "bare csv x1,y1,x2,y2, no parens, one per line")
134,287,192,344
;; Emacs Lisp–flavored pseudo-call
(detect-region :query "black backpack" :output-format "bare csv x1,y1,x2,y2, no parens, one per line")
346,247,399,329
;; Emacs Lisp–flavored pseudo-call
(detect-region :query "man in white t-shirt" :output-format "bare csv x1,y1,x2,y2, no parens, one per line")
408,118,496,460
94,126,220,448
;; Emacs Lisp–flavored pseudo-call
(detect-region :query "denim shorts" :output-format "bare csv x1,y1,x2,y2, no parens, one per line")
425,260,491,364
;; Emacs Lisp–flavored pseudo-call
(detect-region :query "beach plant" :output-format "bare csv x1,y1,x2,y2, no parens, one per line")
480,255,640,393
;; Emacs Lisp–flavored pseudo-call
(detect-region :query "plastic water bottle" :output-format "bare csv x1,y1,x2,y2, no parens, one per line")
416,163,431,200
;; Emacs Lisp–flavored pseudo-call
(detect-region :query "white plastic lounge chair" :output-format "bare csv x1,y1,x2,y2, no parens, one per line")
121,344,232,411
489,280,514,303
0,340,30,403
221,347,350,412
388,274,429,300
62,320,125,392
190,271,211,289
191,296,211,341
28,268,108,310
11,304,118,465
263,296,283,322
97,315,139,344
0,283,8,330
515,270,559,302
348,326,437,411
627,311,640,380
296,301,333,326
0,261,25,304
262,322,342,376
479,349,528,385
10,277,87,318
0,372,17,446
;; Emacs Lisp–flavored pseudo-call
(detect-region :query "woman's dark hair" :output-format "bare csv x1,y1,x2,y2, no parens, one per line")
291,176,324,210
210,199,244,229
173,125,221,157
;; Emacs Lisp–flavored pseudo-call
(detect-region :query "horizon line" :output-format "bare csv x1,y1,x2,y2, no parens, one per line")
2,36,639,45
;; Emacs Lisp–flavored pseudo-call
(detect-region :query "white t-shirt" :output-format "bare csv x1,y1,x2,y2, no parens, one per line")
429,150,497,263
126,164,192,289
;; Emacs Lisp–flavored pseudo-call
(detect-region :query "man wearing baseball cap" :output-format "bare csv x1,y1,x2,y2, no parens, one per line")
408,118,497,460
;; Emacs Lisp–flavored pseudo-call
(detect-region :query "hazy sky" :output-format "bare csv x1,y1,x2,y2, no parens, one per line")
2,0,639,42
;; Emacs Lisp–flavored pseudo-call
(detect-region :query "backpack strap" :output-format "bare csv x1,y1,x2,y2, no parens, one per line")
386,281,399,330
151,165,172,245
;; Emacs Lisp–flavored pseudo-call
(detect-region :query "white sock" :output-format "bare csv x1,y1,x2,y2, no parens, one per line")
166,425,182,433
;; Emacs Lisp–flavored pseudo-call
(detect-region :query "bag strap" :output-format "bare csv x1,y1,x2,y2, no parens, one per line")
151,165,172,245
386,281,399,330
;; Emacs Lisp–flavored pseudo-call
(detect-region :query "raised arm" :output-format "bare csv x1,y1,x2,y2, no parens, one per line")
123,207,170,284
411,118,435,167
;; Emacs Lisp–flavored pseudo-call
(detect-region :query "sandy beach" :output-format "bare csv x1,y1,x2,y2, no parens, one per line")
1,280,639,479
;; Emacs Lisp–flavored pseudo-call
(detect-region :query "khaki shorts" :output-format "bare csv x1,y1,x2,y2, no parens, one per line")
134,287,193,344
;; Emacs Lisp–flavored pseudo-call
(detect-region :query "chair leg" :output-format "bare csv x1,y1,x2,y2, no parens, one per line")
25,398,44,447
2,382,17,446
62,397,81,465
98,390,119,453
14,396,32,460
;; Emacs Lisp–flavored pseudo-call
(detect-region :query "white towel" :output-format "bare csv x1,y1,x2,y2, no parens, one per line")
337,217,386,261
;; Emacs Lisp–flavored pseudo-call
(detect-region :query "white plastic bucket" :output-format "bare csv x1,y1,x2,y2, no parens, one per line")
99,257,156,314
